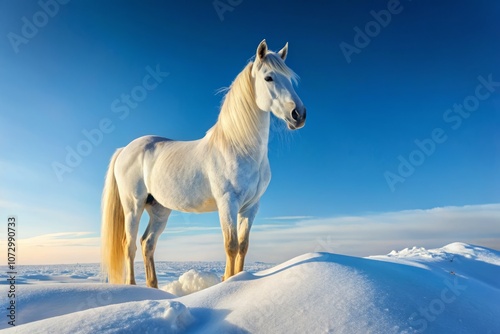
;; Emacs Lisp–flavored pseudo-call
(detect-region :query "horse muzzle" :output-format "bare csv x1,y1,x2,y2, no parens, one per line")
287,107,306,130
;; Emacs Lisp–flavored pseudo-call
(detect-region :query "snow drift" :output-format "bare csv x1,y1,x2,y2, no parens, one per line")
162,269,220,297
3,242,499,333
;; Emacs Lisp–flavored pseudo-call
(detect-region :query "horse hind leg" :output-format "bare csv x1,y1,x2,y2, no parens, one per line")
122,199,145,285
141,198,171,288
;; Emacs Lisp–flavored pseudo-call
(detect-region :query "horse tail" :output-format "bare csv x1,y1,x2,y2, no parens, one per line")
101,148,125,284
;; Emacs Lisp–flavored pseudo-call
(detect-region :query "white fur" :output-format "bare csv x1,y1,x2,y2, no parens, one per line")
101,40,306,287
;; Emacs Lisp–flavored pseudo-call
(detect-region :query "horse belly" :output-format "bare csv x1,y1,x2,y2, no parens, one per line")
154,189,218,213
172,195,218,213
187,197,218,213
149,173,218,213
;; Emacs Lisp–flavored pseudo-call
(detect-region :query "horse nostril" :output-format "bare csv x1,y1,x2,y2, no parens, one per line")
291,109,300,121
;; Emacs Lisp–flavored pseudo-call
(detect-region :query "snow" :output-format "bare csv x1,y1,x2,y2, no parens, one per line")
9,299,193,334
162,269,220,297
8,284,174,326
382,242,500,266
2,243,499,333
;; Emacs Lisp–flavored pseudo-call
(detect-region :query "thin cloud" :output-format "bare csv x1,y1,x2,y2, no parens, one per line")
10,204,500,265
22,232,99,247
0,199,23,210
2,232,100,265
164,226,221,234
264,216,316,220
153,203,500,263
247,203,500,262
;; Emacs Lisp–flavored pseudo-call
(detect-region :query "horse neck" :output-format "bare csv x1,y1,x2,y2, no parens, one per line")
208,64,271,160
248,109,270,155
217,102,270,160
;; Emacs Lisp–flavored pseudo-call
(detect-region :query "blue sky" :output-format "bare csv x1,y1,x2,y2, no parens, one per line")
0,1,499,264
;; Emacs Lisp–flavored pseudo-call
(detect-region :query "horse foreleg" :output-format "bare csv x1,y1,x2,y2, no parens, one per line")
235,204,258,274
219,201,238,281
142,204,170,288
235,238,248,274
222,227,238,281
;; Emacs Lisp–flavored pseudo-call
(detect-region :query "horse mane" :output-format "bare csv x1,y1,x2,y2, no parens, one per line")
207,53,298,155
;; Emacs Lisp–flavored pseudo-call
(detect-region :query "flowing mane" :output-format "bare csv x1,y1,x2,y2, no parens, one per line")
207,53,298,155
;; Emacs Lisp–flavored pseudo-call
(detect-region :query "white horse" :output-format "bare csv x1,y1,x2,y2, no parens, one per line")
101,40,306,288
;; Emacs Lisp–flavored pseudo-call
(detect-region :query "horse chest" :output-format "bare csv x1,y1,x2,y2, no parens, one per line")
228,158,271,205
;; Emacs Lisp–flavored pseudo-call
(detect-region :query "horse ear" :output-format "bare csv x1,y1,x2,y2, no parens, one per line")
278,42,288,61
256,39,268,61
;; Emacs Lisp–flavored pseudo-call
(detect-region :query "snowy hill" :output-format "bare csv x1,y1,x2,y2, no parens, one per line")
3,242,499,333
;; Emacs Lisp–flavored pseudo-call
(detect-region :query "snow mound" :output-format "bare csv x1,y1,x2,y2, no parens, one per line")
6,300,193,334
178,253,399,333
371,242,500,289
0,283,174,329
162,269,220,297
179,246,500,333
441,242,500,265
385,242,500,265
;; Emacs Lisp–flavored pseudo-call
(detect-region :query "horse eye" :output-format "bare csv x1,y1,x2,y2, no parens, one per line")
264,76,273,82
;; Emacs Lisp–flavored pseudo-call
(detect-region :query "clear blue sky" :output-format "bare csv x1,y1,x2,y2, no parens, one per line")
1,1,499,263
